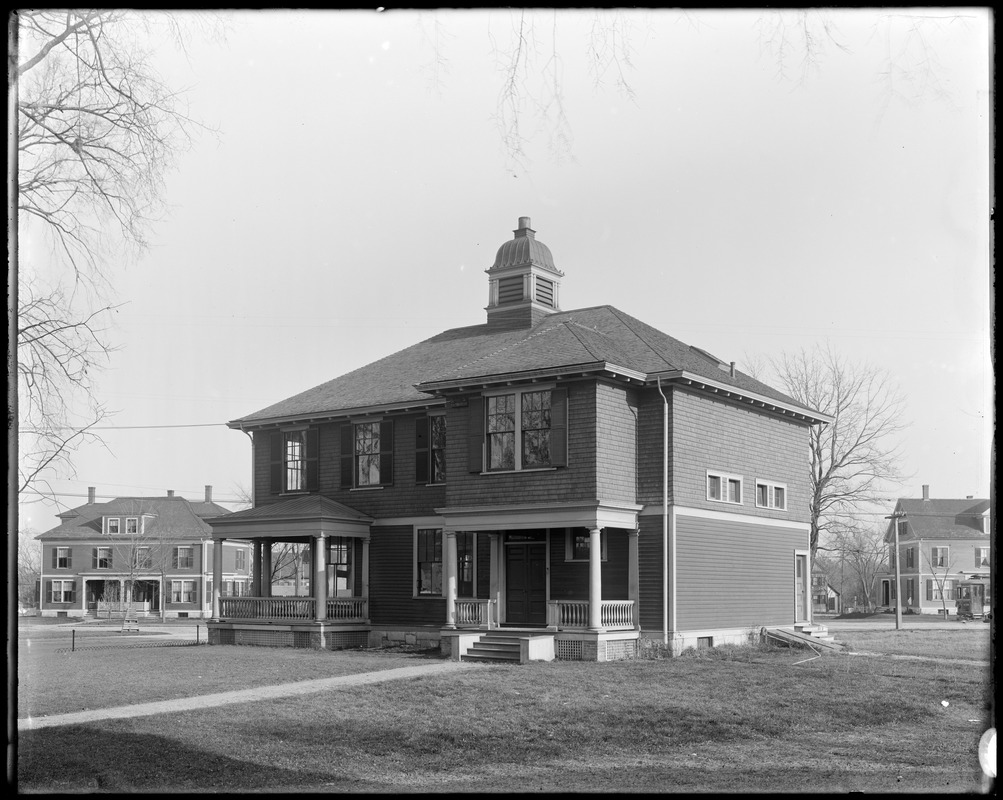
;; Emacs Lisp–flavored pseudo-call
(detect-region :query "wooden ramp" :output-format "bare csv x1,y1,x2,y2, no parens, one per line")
764,625,845,652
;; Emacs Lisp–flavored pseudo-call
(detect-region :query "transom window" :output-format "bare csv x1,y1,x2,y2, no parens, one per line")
173,546,194,569
707,471,743,504
931,546,949,568
755,480,786,510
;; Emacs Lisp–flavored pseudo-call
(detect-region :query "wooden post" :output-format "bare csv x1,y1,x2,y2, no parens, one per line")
588,528,604,631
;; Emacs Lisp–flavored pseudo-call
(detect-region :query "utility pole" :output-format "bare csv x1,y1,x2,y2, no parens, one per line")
886,513,904,630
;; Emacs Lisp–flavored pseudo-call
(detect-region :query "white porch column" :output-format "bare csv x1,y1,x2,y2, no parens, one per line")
261,540,272,597
588,527,604,631
252,541,263,596
444,530,458,629
628,528,640,629
80,579,88,616
488,533,500,629
314,533,328,621
212,538,223,619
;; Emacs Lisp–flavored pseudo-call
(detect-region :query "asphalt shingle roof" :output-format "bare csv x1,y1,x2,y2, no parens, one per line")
37,496,231,540
234,305,812,425
893,498,990,541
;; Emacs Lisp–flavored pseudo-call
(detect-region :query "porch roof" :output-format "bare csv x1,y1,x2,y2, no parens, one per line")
209,495,373,540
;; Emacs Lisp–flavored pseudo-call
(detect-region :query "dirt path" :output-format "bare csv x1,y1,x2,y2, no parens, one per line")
18,660,476,732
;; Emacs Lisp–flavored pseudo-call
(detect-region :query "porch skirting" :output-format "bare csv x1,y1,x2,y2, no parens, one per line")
207,621,369,651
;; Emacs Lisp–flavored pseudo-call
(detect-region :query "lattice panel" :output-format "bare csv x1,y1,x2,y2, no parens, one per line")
326,632,368,650
555,639,584,660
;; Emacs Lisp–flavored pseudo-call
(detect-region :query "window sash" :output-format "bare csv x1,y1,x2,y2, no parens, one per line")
285,430,307,492
931,547,949,568
430,415,447,484
96,547,113,569
976,548,989,567
416,529,443,596
107,518,120,534
125,517,139,535
56,547,71,569
134,547,152,569
708,472,742,504
51,580,75,603
175,547,194,569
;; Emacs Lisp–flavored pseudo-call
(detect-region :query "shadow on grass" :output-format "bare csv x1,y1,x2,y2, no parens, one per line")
16,725,362,792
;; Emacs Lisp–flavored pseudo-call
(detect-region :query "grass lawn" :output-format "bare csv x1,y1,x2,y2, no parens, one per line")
15,635,993,793
834,628,991,661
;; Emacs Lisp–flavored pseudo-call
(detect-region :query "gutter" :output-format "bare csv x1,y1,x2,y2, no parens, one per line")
657,376,669,646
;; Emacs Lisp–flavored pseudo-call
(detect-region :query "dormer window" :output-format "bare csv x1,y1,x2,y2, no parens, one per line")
106,517,120,534
125,517,139,535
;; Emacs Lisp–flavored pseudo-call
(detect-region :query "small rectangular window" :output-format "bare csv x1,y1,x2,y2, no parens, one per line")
125,517,139,535
755,480,787,510
565,529,607,562
107,518,120,534
707,471,742,505
975,547,989,567
55,547,71,569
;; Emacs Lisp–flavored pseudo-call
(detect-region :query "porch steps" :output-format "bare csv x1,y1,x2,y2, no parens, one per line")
793,623,837,643
462,632,522,662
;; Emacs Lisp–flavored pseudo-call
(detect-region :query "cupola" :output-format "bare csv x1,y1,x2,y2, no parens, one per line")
485,217,564,329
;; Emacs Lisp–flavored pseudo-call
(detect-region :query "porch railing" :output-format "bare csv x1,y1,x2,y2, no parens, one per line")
219,596,369,622
326,597,368,622
547,600,636,630
455,598,496,628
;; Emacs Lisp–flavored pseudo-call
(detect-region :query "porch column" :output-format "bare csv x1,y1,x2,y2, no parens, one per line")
314,533,327,621
261,540,272,597
588,527,604,631
628,527,640,629
444,530,458,629
488,533,500,629
212,538,223,619
251,541,263,596
80,578,88,616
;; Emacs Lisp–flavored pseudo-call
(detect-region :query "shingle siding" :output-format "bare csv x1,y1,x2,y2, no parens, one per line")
595,383,638,502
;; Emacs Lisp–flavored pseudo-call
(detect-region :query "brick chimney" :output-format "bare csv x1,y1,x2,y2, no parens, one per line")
922,484,929,501
88,486,96,504
205,485,213,503
167,489,175,498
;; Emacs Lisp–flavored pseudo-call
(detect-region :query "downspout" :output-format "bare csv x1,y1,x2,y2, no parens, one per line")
656,377,669,646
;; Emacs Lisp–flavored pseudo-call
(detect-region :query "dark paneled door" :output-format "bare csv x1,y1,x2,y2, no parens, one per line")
505,543,547,625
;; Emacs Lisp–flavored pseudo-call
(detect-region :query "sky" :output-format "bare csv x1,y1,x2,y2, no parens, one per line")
16,8,993,535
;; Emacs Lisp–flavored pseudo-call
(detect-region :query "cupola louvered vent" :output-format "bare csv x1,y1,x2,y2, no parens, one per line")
536,276,555,308
485,217,564,329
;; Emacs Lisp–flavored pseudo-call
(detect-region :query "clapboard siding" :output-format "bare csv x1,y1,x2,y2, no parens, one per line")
675,514,808,629
548,528,629,601
638,515,667,630
368,524,444,627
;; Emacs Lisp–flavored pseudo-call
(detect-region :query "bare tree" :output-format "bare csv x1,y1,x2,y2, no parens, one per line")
13,10,220,508
17,530,43,609
748,344,909,558
826,522,887,612
922,547,960,618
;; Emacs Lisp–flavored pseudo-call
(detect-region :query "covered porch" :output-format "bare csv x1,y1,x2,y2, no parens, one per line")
206,496,373,650
437,500,643,661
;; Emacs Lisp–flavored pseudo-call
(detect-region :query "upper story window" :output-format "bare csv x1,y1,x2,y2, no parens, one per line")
905,547,915,569
930,546,949,568
340,420,394,489
125,517,139,535
235,549,247,571
707,471,742,505
468,388,568,473
173,546,194,570
755,480,786,510
52,547,72,569
269,428,319,494
133,546,152,570
416,414,446,484
106,517,120,534
975,547,989,567
93,547,113,569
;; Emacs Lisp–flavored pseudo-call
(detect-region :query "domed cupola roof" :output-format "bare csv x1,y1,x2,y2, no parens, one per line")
490,217,560,275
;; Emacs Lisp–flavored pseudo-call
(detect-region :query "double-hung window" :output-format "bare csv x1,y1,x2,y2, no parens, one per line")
134,546,152,570
975,547,989,567
171,580,197,604
106,517,120,534
926,578,956,602
416,529,443,596
173,546,194,570
235,549,247,571
340,420,394,488
125,517,139,535
469,388,568,472
93,547,113,569
269,428,319,494
415,414,446,484
456,532,474,597
329,537,353,596
707,471,742,504
905,547,915,569
50,580,75,603
52,547,72,569
931,546,949,568
755,480,786,510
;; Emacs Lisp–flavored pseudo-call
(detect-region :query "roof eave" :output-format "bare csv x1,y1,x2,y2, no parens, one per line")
228,398,448,431
416,361,647,394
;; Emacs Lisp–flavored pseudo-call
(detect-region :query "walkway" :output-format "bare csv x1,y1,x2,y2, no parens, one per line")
18,661,474,732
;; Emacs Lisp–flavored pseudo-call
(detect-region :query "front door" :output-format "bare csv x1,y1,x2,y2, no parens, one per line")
794,555,808,622
505,541,547,626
